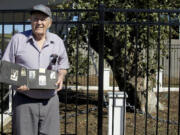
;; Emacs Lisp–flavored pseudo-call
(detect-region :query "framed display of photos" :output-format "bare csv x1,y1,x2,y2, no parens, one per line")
0,60,58,90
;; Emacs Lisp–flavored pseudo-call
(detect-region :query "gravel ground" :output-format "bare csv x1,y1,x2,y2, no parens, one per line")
2,90,179,135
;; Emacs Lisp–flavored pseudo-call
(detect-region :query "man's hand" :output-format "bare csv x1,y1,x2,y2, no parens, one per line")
56,69,67,91
17,85,29,91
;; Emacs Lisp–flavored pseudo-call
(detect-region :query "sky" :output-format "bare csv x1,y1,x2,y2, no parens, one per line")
0,24,31,34
0,15,79,34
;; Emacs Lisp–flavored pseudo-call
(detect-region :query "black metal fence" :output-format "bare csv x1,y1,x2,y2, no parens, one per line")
0,5,180,135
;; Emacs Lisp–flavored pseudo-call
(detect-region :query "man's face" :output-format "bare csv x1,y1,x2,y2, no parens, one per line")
31,12,52,37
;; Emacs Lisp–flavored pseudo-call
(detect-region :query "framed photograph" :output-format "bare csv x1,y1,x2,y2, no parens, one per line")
21,68,27,76
50,71,56,79
29,70,36,79
39,75,46,86
10,69,18,81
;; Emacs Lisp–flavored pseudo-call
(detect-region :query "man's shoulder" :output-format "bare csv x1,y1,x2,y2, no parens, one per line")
12,30,32,39
48,32,63,42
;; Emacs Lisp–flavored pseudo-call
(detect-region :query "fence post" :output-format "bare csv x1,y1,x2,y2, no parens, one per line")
107,92,128,135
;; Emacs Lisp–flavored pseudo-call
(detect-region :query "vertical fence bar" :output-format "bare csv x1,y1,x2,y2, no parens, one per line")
0,84,3,134
111,23,116,135
156,12,160,135
98,4,104,135
98,0,101,7
23,12,25,32
123,12,128,135
167,13,171,135
75,18,80,135
55,10,58,34
11,11,16,135
145,1,149,134
1,13,4,54
178,50,180,135
0,12,5,134
178,16,180,133
133,25,138,135
86,23,90,135
12,12,15,35
145,13,150,135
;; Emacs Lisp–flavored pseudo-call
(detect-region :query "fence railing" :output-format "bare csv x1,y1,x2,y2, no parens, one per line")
0,5,180,135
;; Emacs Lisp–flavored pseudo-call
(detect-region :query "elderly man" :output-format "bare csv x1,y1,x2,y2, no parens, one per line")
2,4,69,135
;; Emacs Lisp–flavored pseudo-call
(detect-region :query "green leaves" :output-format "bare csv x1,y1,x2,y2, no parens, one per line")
54,0,179,89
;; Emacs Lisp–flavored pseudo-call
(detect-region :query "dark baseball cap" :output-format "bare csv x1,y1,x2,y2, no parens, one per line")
30,4,52,18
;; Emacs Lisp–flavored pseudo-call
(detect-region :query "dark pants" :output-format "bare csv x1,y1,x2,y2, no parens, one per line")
12,92,60,135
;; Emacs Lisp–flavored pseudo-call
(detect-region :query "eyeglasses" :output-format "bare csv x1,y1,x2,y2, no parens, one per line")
31,16,50,22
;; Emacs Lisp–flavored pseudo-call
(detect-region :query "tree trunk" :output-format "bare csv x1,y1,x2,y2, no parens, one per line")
89,25,165,114
137,90,165,114
119,76,165,114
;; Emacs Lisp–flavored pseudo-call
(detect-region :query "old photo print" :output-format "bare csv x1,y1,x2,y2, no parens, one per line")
29,70,36,79
10,69,18,81
39,75,46,86
50,71,56,79
21,68,26,76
